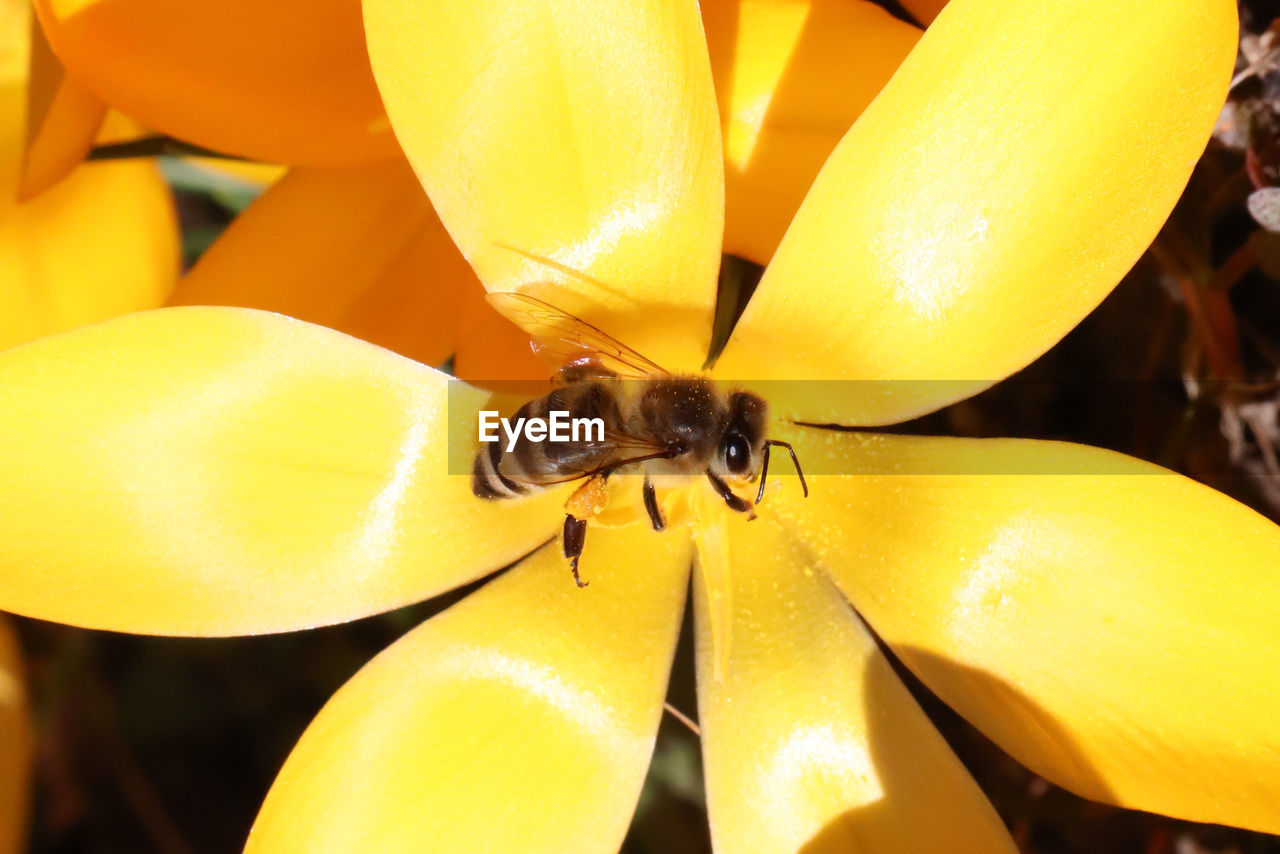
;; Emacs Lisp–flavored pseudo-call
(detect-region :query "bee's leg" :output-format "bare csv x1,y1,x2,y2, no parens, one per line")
706,472,757,521
563,514,590,587
642,475,665,531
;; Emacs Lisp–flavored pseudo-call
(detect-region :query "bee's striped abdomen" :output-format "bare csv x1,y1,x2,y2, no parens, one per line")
472,437,530,499
471,383,622,501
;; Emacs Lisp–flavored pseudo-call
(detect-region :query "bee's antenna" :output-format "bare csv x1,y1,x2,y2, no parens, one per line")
756,440,809,505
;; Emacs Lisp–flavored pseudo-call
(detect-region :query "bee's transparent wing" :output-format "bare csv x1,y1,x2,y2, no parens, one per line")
487,292,669,382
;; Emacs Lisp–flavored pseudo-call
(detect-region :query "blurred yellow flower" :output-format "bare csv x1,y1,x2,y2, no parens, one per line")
0,1,1274,853
706,0,920,263
32,0,395,166
0,0,176,351
23,0,509,375
30,0,914,381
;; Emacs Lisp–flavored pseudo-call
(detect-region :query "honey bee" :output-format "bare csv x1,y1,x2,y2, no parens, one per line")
472,293,808,586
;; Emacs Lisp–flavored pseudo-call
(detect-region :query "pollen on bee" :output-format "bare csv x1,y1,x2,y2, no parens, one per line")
565,476,610,520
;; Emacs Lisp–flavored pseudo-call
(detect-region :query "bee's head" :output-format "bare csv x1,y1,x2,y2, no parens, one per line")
715,392,767,480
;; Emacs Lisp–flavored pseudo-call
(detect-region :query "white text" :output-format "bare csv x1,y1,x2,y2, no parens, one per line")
478,410,605,453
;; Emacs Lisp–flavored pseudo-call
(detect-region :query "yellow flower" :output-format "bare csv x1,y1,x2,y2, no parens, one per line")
707,0,920,264
31,0,915,381
32,0,395,166
0,618,30,854
26,0,496,371
0,1,1273,853
0,0,176,351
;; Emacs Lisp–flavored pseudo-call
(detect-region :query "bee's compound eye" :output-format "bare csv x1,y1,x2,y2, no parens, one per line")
724,433,752,475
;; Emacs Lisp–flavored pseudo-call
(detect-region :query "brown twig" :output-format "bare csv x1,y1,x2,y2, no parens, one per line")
1149,240,1245,381
663,701,701,737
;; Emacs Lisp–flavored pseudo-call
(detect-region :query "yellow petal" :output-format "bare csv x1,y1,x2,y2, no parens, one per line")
364,0,724,369
18,11,104,200
0,307,567,635
768,426,1280,833
183,157,287,190
695,513,1016,854
171,160,469,368
1,2,174,343
0,618,29,854
704,0,919,264
0,157,178,350
248,522,691,854
92,108,148,145
0,0,22,89
453,281,552,384
689,485,732,682
33,0,397,166
715,0,1236,425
